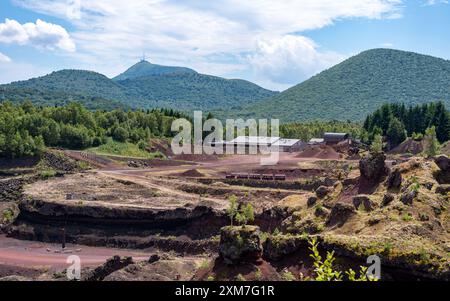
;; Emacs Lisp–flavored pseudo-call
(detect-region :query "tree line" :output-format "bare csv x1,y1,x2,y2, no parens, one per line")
362,101,450,149
0,101,187,158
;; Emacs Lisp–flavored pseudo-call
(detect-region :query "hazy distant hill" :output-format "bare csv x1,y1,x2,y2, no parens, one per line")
223,48,450,122
1,60,276,112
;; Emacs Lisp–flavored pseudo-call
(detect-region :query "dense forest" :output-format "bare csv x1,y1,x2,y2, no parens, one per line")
362,101,450,148
0,101,185,158
224,48,450,122
280,120,362,142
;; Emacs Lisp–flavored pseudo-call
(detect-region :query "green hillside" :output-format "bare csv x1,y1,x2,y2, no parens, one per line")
224,48,450,122
117,72,278,110
1,62,276,112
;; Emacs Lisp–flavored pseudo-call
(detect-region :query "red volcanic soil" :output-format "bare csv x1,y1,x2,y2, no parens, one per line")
389,138,423,155
177,169,206,177
0,235,150,271
296,145,341,160
193,257,281,281
172,154,219,162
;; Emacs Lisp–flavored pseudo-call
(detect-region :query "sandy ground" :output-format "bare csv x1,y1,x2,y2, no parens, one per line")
0,235,151,273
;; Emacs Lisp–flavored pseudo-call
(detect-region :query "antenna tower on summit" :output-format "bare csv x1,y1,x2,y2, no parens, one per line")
141,52,146,62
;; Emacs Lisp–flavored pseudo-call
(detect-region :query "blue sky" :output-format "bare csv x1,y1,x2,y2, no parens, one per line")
0,0,449,91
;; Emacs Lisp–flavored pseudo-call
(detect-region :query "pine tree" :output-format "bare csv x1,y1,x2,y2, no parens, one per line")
386,117,406,149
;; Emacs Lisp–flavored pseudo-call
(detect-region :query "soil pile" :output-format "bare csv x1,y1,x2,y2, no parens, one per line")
296,145,341,160
389,138,423,155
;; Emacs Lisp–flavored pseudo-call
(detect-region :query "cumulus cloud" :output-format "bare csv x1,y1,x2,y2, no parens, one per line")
0,18,75,52
13,0,403,88
248,35,346,87
0,52,12,62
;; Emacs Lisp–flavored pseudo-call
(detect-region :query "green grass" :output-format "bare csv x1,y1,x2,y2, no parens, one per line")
89,140,165,159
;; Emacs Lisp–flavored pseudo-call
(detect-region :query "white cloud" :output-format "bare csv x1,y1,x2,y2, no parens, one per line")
248,35,346,87
13,0,403,88
0,18,75,52
0,52,11,62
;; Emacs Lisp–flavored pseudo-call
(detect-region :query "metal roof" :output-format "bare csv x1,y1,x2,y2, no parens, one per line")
324,132,349,140
272,138,301,147
227,136,280,145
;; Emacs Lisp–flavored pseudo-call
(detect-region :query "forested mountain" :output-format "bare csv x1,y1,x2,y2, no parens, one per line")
224,48,450,122
116,72,278,110
0,61,277,112
113,60,197,81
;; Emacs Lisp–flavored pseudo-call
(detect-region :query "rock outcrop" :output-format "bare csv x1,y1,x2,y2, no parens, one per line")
387,168,403,189
326,202,356,227
352,194,376,211
218,226,262,265
359,152,388,183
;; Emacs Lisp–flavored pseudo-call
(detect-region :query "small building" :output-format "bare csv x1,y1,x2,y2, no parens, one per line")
272,138,305,152
323,132,349,145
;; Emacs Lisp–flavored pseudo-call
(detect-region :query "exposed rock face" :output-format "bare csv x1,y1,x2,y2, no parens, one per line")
436,184,450,195
326,202,356,227
382,193,395,206
0,275,31,281
359,152,388,183
352,195,375,211
83,256,134,281
218,226,262,265
387,169,402,189
307,196,317,207
263,235,307,261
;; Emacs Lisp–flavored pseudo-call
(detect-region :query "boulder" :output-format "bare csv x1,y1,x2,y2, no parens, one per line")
148,254,161,264
307,196,317,207
434,155,450,172
436,184,450,195
82,256,134,281
400,190,417,205
382,193,395,206
387,169,402,189
218,226,262,265
315,186,330,199
326,202,356,227
359,152,388,183
352,194,375,211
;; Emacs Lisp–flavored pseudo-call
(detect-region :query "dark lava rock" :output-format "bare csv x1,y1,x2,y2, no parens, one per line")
400,190,418,205
315,186,330,199
219,226,262,265
359,152,388,183
148,254,161,264
307,196,317,207
82,256,134,281
434,155,450,171
382,193,395,206
326,202,356,227
352,194,375,211
436,184,450,195
387,169,402,189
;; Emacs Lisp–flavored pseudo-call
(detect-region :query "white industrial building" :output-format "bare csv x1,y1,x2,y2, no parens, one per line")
214,136,304,153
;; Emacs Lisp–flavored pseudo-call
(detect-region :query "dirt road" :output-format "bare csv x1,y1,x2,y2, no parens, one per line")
0,235,151,271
